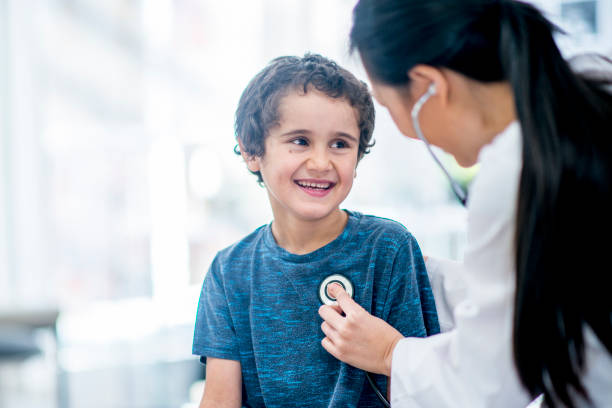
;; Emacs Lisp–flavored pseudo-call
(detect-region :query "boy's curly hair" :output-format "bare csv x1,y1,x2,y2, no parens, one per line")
234,53,375,183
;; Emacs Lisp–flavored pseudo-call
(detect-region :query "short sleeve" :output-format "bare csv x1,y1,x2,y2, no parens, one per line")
383,236,440,338
192,256,240,362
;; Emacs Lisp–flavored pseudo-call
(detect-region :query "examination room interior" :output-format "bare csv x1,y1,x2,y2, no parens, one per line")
0,0,609,407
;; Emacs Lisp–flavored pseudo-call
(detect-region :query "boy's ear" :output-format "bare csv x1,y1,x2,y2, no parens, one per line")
238,140,261,173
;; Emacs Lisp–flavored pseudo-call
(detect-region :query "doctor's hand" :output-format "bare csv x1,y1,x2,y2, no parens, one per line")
318,283,404,377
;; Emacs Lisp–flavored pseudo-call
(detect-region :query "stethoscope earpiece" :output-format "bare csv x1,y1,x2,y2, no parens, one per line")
428,83,437,95
318,274,354,305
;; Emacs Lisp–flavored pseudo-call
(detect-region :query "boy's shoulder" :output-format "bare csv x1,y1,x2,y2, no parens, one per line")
350,210,415,242
213,224,269,266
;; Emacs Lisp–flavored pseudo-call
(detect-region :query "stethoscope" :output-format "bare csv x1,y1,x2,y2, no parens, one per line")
317,83,469,407
411,83,468,207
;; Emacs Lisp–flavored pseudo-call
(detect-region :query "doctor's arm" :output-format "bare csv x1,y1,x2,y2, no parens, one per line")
199,357,242,408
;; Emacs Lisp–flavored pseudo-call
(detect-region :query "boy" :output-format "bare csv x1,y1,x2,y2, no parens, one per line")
192,53,439,407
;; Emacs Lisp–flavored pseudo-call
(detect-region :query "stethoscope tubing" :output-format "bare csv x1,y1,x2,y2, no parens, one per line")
366,372,391,407
356,84,468,407
411,84,468,207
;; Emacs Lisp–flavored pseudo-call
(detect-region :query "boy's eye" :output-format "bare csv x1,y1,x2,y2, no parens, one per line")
331,140,350,149
291,137,308,146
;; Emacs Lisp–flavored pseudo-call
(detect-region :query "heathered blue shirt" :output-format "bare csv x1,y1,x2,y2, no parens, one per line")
192,210,439,407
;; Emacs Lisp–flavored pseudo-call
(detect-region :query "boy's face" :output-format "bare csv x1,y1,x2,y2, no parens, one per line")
245,89,360,224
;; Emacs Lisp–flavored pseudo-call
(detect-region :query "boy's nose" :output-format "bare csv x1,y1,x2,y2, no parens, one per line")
306,149,332,172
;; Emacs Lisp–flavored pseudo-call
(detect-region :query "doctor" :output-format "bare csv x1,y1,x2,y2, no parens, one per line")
318,0,612,407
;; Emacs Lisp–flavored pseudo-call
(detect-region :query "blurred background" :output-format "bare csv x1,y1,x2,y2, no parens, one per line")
0,0,609,407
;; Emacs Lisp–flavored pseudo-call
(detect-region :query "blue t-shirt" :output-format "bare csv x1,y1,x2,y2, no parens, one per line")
192,210,439,407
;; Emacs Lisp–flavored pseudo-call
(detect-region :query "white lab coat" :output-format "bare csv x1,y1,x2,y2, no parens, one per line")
390,122,612,407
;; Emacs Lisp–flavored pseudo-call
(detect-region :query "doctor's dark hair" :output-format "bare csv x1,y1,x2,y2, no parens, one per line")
351,0,612,406
234,53,375,183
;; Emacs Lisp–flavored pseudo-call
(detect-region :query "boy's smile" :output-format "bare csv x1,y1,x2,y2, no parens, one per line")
245,89,360,226
294,179,336,197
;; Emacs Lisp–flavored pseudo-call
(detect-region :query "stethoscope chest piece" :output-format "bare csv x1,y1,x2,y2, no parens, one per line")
318,274,354,305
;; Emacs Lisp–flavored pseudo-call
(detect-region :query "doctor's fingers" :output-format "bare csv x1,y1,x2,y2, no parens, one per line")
321,336,343,361
320,321,342,345
319,306,368,343
318,304,345,330
320,321,358,363
327,284,366,316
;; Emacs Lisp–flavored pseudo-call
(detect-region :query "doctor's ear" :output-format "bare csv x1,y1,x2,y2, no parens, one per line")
407,65,448,106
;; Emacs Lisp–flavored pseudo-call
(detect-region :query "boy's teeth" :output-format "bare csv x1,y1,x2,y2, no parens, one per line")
297,181,331,189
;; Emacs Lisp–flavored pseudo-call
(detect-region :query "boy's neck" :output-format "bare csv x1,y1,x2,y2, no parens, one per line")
270,209,349,255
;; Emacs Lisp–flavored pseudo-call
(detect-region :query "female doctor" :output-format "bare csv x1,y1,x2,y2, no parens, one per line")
318,0,612,406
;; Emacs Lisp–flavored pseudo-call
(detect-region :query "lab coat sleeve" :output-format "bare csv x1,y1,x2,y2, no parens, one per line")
424,257,466,333
390,123,532,407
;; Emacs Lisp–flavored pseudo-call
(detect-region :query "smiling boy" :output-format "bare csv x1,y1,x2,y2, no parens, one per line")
192,54,439,408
